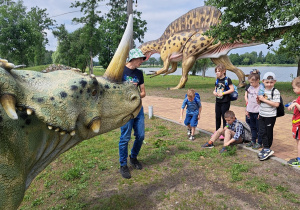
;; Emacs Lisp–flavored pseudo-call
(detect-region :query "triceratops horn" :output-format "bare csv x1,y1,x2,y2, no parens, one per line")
103,14,133,82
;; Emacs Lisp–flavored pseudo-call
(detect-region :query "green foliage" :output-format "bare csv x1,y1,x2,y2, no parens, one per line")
62,168,84,181
230,163,249,182
0,0,55,66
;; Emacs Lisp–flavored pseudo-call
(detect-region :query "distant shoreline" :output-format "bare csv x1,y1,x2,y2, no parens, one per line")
141,64,298,68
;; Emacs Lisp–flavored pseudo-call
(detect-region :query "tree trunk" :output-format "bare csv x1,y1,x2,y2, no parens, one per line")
90,54,94,75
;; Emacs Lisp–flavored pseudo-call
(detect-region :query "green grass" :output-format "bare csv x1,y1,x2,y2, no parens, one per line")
19,116,300,209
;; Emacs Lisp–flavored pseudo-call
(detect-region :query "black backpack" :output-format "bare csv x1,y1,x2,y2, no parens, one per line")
271,88,285,117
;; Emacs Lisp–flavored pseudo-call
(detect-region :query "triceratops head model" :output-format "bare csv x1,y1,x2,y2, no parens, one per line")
0,15,141,209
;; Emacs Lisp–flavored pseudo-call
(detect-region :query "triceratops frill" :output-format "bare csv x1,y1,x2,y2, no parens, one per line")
0,15,140,209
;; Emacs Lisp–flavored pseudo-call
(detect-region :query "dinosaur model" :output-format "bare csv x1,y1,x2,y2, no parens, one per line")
139,6,291,89
0,16,141,209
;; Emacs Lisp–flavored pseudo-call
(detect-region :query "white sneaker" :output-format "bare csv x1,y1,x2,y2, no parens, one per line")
189,135,195,141
187,129,191,136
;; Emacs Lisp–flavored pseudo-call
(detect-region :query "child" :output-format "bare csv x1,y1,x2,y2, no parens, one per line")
287,77,300,166
245,73,262,149
179,89,202,140
213,64,234,135
257,72,280,161
202,110,244,153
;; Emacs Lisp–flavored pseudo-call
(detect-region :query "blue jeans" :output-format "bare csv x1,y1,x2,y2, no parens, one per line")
119,106,145,166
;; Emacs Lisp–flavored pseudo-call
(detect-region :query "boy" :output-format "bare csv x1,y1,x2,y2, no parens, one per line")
179,89,202,140
257,72,280,161
202,110,244,153
287,77,300,166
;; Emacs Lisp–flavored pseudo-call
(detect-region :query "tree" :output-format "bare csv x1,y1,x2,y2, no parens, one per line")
71,0,104,74
98,0,147,69
0,0,55,66
205,0,300,71
190,59,210,77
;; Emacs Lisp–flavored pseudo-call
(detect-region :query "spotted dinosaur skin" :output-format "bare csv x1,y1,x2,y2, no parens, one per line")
0,16,140,209
139,6,289,89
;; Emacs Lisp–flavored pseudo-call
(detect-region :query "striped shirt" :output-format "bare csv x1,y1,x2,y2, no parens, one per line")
227,119,244,140
259,88,280,117
181,97,201,115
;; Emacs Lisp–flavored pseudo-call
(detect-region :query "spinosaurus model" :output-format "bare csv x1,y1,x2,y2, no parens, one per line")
0,16,141,209
139,6,291,89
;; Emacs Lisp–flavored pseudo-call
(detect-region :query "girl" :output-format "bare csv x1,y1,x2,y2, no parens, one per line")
213,64,234,132
245,73,262,149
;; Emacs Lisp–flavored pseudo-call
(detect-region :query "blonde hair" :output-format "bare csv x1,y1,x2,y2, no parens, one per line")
292,77,300,88
224,110,235,118
187,89,195,98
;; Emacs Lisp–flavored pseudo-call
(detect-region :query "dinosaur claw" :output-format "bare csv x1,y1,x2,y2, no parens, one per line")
48,125,53,130
90,118,101,133
0,94,18,120
54,128,59,132
60,131,66,135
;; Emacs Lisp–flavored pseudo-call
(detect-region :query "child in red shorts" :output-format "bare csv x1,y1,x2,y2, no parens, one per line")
287,77,300,166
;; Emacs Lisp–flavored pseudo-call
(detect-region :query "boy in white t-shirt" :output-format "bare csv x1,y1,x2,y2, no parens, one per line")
257,72,280,161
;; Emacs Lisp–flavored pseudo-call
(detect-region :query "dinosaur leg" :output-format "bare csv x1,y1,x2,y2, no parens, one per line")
149,58,171,78
211,55,246,87
170,56,196,90
163,62,178,76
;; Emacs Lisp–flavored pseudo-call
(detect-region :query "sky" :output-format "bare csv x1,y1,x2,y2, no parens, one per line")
22,0,281,56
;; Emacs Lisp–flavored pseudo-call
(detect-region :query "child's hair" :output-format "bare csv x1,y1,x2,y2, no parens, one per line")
214,64,226,73
292,77,300,88
224,110,235,118
187,89,195,98
248,73,260,81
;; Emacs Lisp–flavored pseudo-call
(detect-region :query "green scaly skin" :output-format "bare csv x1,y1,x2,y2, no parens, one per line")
0,62,141,209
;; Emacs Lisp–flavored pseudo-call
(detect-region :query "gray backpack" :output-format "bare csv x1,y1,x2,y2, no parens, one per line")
237,120,252,142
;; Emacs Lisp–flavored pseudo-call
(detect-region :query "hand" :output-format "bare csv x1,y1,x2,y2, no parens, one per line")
179,117,182,123
245,111,249,118
288,102,297,111
198,114,200,120
257,95,265,102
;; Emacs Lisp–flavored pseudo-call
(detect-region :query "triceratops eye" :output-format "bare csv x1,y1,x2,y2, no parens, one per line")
92,89,97,96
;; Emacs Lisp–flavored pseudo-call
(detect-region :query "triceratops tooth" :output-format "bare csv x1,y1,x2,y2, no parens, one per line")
90,119,101,133
26,108,33,115
70,130,76,136
60,131,66,135
48,125,53,130
54,128,60,132
0,94,18,120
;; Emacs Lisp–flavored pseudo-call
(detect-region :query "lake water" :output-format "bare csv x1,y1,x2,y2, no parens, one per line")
141,66,297,82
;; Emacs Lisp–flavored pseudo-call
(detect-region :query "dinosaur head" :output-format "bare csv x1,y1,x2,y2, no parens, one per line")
0,15,140,140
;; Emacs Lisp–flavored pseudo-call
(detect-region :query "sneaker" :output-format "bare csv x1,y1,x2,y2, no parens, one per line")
189,135,195,141
120,165,131,179
129,155,143,170
246,141,254,147
219,147,227,153
201,142,214,148
287,158,300,166
219,135,225,140
259,149,274,161
187,129,191,136
257,149,265,158
252,143,262,150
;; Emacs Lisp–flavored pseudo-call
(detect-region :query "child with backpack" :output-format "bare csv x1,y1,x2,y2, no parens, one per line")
257,72,281,161
179,89,202,141
245,72,262,149
213,64,235,135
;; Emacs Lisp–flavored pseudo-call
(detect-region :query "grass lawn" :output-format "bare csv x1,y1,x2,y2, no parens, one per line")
18,68,300,209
